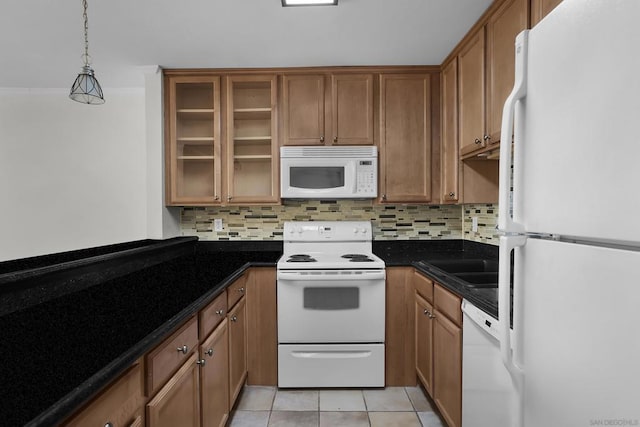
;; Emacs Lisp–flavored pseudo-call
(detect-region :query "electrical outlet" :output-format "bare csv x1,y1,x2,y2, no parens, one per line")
214,218,223,231
471,216,479,233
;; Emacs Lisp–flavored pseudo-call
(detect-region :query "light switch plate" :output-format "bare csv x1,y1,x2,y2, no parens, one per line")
214,218,223,231
471,216,478,233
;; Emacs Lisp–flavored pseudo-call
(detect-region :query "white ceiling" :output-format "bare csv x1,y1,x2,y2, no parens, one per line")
0,0,492,89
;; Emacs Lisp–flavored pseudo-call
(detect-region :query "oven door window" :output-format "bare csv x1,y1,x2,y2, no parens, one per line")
290,166,345,189
304,287,359,310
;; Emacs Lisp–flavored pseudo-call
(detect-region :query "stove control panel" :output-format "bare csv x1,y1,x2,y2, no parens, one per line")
284,221,372,241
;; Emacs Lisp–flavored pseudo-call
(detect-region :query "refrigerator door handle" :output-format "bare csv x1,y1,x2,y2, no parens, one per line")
498,30,529,234
499,234,525,427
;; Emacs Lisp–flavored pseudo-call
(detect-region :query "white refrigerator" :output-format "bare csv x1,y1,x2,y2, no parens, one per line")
497,1,640,426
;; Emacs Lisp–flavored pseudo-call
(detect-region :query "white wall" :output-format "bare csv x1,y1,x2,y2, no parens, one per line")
0,88,148,261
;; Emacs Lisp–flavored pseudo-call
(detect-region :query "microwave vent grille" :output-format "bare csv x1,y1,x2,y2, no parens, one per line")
280,146,377,158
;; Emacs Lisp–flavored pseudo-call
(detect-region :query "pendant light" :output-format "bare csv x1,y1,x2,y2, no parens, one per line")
69,0,105,104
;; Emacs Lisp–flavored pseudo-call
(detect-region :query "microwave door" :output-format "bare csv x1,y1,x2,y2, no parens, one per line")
282,158,354,198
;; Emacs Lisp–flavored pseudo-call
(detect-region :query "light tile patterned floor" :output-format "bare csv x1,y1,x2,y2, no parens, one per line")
229,386,445,427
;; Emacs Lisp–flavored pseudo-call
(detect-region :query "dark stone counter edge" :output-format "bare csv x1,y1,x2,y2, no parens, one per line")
25,260,274,427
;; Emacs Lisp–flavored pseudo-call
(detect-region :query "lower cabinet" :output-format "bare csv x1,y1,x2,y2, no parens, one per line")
147,353,201,427
414,271,463,427
63,362,144,427
228,296,247,409
200,319,229,427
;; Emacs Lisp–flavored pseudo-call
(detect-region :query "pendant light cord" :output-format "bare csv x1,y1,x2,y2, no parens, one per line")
82,0,90,66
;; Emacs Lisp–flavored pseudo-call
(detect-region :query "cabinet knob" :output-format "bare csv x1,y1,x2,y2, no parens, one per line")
205,348,214,357
176,345,188,354
484,134,491,141
196,359,206,366
105,423,113,427
214,195,220,201
428,312,436,319
320,136,325,143
448,192,455,198
474,138,482,144
423,309,429,315
215,309,224,316
333,136,338,144
381,194,387,201
237,287,245,294
231,315,238,322
227,196,232,201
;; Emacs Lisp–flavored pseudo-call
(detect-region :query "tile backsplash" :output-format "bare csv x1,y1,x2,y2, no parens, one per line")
462,204,500,245
180,201,500,245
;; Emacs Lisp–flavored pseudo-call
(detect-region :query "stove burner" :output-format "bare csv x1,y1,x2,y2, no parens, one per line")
341,254,375,262
287,254,317,263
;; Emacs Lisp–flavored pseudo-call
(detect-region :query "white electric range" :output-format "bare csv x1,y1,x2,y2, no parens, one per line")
277,221,386,388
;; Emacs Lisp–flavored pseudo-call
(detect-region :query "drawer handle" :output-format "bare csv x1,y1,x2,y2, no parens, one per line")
215,309,225,316
196,358,206,366
176,345,188,354
237,287,245,294
205,348,214,357
231,315,238,322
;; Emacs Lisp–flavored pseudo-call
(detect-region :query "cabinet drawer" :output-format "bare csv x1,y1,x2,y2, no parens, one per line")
199,291,228,339
146,316,198,395
227,273,247,310
434,284,462,326
64,362,143,427
413,271,433,303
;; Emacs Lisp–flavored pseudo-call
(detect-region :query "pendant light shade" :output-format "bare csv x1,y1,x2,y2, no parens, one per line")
70,65,104,104
69,0,105,104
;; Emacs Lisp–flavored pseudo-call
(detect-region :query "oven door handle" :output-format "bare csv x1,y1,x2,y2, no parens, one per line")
291,350,372,359
277,270,386,281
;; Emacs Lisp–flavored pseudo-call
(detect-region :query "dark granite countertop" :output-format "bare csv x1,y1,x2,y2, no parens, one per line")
0,237,498,427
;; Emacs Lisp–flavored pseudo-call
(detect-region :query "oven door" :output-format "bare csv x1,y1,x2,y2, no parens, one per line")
277,269,386,343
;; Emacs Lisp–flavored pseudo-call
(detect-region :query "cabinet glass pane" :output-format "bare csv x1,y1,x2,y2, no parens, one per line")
174,81,217,200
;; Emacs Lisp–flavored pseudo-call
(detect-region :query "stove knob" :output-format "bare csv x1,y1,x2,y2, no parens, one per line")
353,228,359,234
297,227,303,234
289,228,295,234
360,228,368,234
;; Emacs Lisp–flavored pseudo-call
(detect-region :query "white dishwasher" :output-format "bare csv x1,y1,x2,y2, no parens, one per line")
461,299,518,427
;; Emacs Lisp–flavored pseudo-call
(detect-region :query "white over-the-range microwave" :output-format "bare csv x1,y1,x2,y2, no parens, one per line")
280,146,378,199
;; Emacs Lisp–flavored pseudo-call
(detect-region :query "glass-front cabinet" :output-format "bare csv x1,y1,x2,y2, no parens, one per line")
166,76,221,205
225,75,278,204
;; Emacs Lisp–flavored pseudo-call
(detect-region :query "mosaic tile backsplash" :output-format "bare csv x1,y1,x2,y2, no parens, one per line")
180,201,500,245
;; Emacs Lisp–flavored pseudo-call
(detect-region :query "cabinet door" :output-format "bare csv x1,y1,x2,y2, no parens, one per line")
165,76,222,205
200,319,229,427
379,74,432,204
385,267,416,386
246,267,277,386
441,58,459,203
486,0,529,143
433,310,462,427
531,0,562,26
226,75,279,204
331,74,374,145
228,297,247,408
415,294,434,395
458,29,486,157
282,75,326,145
147,353,201,427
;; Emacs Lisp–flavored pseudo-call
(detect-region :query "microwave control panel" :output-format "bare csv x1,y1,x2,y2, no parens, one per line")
356,160,377,196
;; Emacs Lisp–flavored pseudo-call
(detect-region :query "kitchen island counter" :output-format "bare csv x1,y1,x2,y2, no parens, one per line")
0,238,497,426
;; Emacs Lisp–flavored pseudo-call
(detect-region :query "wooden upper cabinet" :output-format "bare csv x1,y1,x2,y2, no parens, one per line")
458,28,486,157
165,76,222,205
282,74,325,145
331,74,374,145
486,0,529,143
531,0,562,26
282,73,374,146
441,58,459,203
379,73,432,204
225,75,279,205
